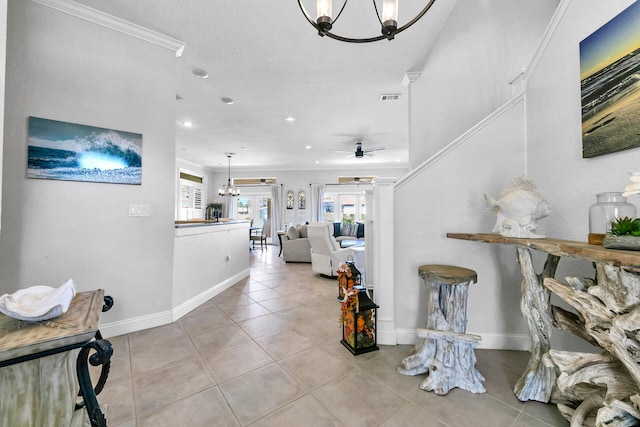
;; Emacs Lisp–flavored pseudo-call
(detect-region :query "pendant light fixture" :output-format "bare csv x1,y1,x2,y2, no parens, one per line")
218,153,240,197
297,0,436,43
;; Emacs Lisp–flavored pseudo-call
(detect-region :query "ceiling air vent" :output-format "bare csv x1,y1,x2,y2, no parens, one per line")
380,93,401,101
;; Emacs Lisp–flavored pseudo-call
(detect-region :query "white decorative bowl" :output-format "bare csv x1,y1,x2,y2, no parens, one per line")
0,279,76,322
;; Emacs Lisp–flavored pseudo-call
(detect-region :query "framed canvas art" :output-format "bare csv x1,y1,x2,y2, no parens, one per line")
27,116,142,184
580,1,640,158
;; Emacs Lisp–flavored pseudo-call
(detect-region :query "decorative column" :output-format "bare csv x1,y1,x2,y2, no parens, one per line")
373,177,397,345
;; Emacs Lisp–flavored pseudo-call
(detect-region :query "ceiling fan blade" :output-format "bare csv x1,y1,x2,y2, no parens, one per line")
363,147,385,153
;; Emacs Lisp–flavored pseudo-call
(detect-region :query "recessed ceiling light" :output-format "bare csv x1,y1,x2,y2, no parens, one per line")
315,160,320,164
182,121,193,128
221,97,234,105
241,146,248,151
285,116,295,122
192,68,209,78
305,145,312,150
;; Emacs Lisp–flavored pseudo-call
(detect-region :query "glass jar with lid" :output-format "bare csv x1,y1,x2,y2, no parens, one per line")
588,192,637,244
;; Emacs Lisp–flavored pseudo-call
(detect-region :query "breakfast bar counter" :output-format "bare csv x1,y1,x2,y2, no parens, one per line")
448,233,640,425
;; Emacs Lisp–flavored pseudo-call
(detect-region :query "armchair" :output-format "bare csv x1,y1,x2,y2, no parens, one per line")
307,223,362,277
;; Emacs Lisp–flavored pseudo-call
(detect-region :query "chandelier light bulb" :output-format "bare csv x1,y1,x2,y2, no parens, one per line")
316,0,333,34
382,0,399,37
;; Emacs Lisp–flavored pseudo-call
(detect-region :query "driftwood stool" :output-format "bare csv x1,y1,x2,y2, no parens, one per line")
398,264,486,395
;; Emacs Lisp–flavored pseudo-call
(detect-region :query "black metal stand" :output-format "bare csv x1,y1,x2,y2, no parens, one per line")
72,295,114,427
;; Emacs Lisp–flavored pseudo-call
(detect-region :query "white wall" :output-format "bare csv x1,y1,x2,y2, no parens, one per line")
0,0,6,232
396,100,529,349
173,223,250,314
410,0,559,168
527,0,640,242
0,1,178,328
395,0,628,351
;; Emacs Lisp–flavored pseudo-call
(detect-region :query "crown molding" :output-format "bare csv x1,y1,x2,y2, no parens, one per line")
30,0,185,56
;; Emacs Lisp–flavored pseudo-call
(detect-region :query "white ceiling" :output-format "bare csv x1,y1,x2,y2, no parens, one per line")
73,0,455,172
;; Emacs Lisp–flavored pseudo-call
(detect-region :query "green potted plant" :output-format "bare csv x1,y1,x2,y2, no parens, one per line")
602,217,640,250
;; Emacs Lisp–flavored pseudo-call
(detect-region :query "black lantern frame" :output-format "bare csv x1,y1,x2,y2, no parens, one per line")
341,289,379,355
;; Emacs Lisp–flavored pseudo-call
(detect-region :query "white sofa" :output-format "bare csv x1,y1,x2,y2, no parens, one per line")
307,223,363,277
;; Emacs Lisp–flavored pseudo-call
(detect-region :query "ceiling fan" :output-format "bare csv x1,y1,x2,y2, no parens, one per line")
335,141,385,158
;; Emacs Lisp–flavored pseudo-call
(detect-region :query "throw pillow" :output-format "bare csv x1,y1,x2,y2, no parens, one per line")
357,222,365,239
333,222,341,237
287,226,300,240
297,224,308,238
340,223,352,236
341,223,358,237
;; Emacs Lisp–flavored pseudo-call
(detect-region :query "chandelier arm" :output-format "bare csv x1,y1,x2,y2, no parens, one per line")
332,0,348,26
372,0,383,26
298,0,437,43
296,1,317,30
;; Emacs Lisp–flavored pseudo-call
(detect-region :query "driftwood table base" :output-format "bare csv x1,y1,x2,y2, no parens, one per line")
447,233,640,426
398,265,485,395
513,247,558,402
544,265,640,426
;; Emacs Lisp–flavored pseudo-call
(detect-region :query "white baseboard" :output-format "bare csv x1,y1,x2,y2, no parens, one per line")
377,319,398,345
99,268,250,338
395,328,530,351
172,269,250,321
99,310,173,339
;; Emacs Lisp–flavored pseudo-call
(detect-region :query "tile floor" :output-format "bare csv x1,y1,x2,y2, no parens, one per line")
97,248,569,427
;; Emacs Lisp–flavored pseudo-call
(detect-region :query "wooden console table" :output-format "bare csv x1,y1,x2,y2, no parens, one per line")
448,233,640,425
0,290,113,427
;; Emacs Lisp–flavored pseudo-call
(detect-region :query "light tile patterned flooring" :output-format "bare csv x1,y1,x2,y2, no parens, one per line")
98,248,569,426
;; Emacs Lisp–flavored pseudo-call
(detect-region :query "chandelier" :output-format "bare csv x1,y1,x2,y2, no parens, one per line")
218,153,240,197
297,0,436,43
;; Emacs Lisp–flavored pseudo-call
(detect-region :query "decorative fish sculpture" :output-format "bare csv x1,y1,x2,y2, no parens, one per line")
485,176,551,238
622,172,640,197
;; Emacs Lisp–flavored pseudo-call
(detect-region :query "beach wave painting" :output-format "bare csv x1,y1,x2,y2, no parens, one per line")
27,116,142,184
580,1,640,158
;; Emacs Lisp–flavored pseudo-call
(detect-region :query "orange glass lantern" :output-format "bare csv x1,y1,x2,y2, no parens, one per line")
340,286,379,356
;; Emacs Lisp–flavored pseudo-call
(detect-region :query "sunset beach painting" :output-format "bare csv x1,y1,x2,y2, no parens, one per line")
580,1,640,158
27,117,142,185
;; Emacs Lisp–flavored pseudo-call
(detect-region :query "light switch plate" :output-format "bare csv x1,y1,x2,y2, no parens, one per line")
129,204,149,217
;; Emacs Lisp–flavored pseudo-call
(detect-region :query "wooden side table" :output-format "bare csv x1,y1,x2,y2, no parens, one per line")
0,290,113,427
